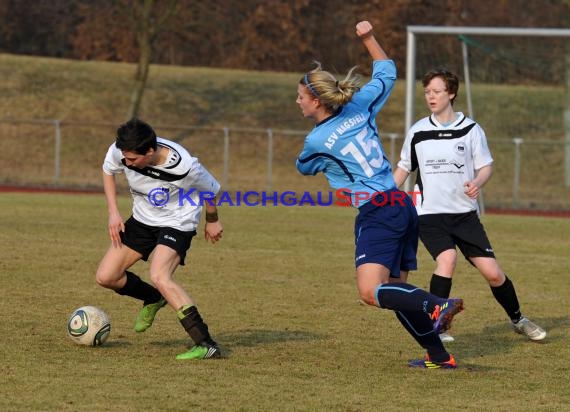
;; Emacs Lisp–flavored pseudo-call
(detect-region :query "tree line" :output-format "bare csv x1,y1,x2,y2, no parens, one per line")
1,0,568,73
1,0,568,117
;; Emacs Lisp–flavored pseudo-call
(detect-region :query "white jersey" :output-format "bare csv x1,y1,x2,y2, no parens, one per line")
102,137,221,231
398,112,493,215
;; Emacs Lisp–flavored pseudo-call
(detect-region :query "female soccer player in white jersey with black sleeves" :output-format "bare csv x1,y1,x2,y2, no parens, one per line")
96,118,223,360
394,69,546,343
296,20,465,369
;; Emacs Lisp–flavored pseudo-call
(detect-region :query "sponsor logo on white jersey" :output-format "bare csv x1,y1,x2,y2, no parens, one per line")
454,142,466,155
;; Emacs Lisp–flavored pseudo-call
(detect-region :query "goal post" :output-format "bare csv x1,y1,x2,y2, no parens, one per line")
404,26,570,209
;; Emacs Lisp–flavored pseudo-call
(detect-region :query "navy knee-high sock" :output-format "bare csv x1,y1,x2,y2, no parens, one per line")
376,282,446,316
395,311,449,362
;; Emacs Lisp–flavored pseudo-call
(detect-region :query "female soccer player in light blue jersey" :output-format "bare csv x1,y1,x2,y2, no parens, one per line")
296,20,463,369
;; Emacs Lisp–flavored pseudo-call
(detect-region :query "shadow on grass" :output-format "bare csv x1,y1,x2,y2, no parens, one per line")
100,336,133,348
149,329,324,350
218,329,324,347
448,315,568,362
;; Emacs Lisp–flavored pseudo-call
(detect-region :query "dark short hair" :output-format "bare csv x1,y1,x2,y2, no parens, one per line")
115,118,157,154
422,68,459,105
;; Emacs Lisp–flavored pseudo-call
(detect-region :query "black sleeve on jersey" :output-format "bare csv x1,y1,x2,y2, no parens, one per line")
121,160,190,182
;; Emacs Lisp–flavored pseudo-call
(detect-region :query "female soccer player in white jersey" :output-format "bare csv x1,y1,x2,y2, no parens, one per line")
394,69,546,343
296,20,464,369
96,118,223,360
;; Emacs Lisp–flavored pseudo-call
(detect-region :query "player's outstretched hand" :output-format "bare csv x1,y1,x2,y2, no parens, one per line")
356,20,374,39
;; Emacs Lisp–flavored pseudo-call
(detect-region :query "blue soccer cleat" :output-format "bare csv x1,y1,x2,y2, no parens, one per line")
431,298,464,334
408,354,457,369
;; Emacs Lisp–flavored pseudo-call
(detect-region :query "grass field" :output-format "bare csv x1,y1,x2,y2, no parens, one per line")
1,192,569,411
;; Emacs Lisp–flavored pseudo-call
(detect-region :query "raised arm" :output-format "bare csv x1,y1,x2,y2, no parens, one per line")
355,20,389,61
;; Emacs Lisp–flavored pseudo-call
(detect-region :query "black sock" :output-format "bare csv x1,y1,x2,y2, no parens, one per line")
490,276,522,322
395,310,450,363
177,305,217,346
376,283,446,315
430,274,452,298
115,271,163,305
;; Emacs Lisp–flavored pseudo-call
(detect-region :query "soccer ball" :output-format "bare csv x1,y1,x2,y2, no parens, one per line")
67,306,111,346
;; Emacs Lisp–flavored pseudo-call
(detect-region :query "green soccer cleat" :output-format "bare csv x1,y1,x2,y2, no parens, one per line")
176,344,221,360
134,298,167,332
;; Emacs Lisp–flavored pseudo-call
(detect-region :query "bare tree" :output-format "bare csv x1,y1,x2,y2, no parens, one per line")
124,0,179,119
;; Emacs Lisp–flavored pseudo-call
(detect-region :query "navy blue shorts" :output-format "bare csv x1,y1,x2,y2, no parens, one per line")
354,190,418,276
120,216,196,265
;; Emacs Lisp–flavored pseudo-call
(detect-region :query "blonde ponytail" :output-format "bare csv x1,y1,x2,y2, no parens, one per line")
301,62,363,113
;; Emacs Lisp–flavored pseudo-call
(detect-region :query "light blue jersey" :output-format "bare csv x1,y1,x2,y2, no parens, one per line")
296,60,397,207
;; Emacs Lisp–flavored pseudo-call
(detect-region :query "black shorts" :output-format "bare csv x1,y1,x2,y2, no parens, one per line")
419,211,495,262
120,217,196,265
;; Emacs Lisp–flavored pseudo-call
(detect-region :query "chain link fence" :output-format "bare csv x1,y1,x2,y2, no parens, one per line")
1,119,569,211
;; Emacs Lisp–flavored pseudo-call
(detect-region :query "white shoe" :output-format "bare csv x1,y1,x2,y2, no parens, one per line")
512,317,546,341
439,332,455,343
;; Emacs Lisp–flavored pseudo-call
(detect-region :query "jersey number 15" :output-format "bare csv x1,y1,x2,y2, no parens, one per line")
340,129,383,177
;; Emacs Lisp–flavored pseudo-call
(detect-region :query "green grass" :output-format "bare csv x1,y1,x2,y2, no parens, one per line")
1,192,569,411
